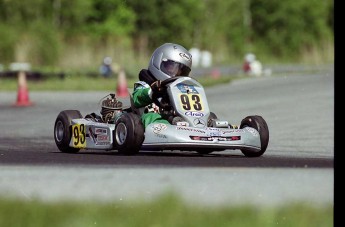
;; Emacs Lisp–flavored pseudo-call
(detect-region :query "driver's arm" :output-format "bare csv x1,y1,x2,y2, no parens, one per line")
132,81,153,108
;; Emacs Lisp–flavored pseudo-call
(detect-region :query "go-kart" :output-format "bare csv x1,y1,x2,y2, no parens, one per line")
54,76,269,157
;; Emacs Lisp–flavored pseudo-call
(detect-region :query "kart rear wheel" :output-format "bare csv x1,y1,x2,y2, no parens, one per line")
240,115,269,157
54,110,82,153
114,113,144,155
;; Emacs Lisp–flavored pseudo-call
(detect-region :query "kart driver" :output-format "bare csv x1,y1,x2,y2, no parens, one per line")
132,43,193,128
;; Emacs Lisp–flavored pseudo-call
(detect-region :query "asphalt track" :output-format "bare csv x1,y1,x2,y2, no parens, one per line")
0,70,334,207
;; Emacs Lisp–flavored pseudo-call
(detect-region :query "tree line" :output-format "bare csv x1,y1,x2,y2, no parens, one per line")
0,0,333,69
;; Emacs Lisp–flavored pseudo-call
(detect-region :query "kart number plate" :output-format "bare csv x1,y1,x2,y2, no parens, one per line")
72,124,86,148
179,94,203,111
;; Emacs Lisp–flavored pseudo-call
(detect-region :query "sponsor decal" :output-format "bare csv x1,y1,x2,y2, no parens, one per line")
177,83,198,94
221,129,243,134
176,126,206,134
152,123,167,134
246,127,259,137
190,136,241,141
209,131,220,137
176,121,189,127
97,135,109,142
185,111,204,117
207,127,220,131
179,53,191,61
206,127,221,136
89,128,110,145
89,121,109,126
193,118,206,127
96,142,111,146
155,134,167,139
95,128,107,135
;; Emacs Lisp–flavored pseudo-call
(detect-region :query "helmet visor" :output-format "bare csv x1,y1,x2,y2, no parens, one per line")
160,60,191,77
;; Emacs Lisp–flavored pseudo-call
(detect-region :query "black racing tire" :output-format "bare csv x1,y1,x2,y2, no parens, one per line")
54,110,83,153
114,113,144,155
240,115,269,157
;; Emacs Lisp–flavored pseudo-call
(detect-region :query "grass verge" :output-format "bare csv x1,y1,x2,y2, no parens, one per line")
0,193,333,227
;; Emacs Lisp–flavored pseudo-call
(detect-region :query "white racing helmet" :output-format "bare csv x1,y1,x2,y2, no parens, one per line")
148,43,192,81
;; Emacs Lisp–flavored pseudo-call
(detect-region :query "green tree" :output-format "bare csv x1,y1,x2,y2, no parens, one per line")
198,0,248,62
85,0,136,38
0,0,334,67
126,0,204,54
53,0,94,35
249,0,333,58
0,23,18,63
0,0,61,64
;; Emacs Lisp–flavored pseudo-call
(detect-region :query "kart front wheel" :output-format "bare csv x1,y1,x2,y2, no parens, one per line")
114,113,144,155
54,110,82,153
240,115,269,157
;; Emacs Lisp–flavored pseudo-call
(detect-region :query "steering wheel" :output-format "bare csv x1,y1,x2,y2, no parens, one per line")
152,77,181,109
160,76,181,87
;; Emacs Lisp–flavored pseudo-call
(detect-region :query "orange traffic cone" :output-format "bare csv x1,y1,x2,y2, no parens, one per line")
13,71,33,107
116,69,129,98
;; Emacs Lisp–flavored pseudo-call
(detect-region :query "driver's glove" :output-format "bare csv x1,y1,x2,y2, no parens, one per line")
150,80,162,93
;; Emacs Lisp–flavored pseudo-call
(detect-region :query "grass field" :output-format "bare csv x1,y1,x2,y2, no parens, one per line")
0,193,333,227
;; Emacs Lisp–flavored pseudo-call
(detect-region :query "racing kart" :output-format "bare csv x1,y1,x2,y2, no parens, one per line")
54,76,269,157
